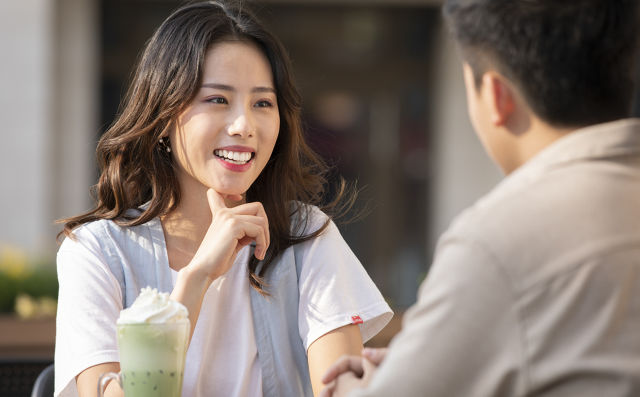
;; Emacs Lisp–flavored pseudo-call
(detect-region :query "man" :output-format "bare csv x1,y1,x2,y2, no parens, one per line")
321,0,640,395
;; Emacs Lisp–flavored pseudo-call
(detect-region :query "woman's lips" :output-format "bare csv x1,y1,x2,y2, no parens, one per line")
213,147,255,172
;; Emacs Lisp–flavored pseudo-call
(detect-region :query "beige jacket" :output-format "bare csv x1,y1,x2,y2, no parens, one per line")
355,119,640,396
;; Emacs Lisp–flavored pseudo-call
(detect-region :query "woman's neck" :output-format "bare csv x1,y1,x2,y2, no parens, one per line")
160,185,245,271
161,192,210,271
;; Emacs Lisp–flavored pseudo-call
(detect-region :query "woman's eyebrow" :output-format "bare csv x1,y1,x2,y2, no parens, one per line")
201,83,275,93
252,86,276,94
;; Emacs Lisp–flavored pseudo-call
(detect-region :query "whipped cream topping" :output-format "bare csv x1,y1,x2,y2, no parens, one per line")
117,287,189,325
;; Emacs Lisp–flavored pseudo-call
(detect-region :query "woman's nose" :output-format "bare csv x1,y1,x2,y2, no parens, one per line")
227,111,255,137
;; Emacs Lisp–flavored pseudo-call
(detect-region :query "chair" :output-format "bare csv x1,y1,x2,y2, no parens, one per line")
30,363,54,397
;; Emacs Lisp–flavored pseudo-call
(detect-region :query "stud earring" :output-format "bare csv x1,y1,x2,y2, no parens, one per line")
159,137,171,153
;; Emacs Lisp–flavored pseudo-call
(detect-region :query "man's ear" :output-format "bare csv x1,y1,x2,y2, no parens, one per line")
481,72,515,127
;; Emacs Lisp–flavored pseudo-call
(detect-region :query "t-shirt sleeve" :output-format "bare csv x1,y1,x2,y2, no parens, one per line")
54,227,123,397
351,237,524,397
296,209,393,350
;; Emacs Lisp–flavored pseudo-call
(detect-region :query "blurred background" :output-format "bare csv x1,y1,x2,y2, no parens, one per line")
1,0,639,395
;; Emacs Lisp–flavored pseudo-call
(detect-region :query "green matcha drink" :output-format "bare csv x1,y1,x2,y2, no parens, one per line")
99,287,190,397
117,322,189,397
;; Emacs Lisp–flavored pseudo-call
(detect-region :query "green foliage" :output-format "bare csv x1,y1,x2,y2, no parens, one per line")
0,246,58,314
0,269,59,313
0,272,19,312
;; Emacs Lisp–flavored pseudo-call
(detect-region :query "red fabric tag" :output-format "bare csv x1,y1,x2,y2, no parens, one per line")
351,315,363,324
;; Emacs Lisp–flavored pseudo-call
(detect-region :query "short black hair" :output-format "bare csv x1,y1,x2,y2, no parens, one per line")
443,0,640,128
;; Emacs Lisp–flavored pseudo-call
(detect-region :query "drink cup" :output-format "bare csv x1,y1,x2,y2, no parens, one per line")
98,321,189,397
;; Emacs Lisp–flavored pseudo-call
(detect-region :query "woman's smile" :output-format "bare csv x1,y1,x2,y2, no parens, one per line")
214,145,256,171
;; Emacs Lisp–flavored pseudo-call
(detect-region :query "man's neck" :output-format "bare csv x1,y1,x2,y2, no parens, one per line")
502,116,576,174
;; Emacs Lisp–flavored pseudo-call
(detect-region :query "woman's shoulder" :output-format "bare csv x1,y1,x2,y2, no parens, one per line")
289,201,332,237
64,218,122,240
61,209,155,249
59,218,110,246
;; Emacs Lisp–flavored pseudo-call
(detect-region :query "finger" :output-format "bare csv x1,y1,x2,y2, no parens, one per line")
229,220,268,260
233,215,269,258
229,214,268,226
360,356,380,386
229,203,270,257
319,381,335,397
362,356,377,375
362,347,387,365
333,372,360,395
228,201,267,218
206,189,227,214
250,203,269,255
321,355,363,384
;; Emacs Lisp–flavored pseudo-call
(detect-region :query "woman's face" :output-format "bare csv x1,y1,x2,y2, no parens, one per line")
170,40,280,199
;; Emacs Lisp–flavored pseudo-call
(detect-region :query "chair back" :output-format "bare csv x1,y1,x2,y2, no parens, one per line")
30,363,54,397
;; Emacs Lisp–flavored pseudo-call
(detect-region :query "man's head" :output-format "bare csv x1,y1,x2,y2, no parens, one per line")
443,0,640,129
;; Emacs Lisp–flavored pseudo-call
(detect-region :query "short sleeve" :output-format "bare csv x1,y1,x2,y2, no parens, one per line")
352,237,525,397
54,227,123,397
296,209,393,350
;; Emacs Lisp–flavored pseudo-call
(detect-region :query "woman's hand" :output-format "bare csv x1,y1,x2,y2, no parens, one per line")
170,188,270,338
188,189,270,282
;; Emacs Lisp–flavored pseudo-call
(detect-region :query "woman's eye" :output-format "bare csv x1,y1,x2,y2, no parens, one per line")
255,100,274,108
207,97,227,104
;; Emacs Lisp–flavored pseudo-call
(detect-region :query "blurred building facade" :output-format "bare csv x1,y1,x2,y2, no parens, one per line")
1,0,504,309
0,0,98,256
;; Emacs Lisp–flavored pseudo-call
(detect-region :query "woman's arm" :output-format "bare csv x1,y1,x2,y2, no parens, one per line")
56,234,124,397
307,324,363,396
70,189,269,396
76,362,122,397
169,189,269,340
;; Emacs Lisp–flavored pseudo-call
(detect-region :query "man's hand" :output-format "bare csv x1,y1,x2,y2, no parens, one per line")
320,348,387,397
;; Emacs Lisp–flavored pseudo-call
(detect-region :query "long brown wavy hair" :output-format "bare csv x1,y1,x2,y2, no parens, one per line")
59,0,355,293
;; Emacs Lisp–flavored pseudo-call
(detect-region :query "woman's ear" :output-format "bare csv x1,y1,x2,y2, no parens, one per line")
481,72,516,127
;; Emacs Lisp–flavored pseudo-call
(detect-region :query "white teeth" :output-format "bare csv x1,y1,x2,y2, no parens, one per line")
214,149,253,164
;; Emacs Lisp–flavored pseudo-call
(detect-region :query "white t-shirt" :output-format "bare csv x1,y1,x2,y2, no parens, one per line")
55,207,392,397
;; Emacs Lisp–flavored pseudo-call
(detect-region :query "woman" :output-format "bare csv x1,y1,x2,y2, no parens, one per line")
54,2,392,396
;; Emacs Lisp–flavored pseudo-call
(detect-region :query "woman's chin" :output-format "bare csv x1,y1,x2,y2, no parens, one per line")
210,186,247,199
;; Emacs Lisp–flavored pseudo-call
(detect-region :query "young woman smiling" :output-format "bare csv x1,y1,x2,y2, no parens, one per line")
54,2,392,397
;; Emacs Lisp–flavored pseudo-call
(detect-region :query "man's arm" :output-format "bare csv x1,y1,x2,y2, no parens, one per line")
333,239,525,397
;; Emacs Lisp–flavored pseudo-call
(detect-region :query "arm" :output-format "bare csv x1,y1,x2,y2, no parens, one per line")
56,234,124,397
307,324,363,396
63,189,269,396
326,239,523,397
296,210,392,396
77,363,121,397
169,189,270,340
